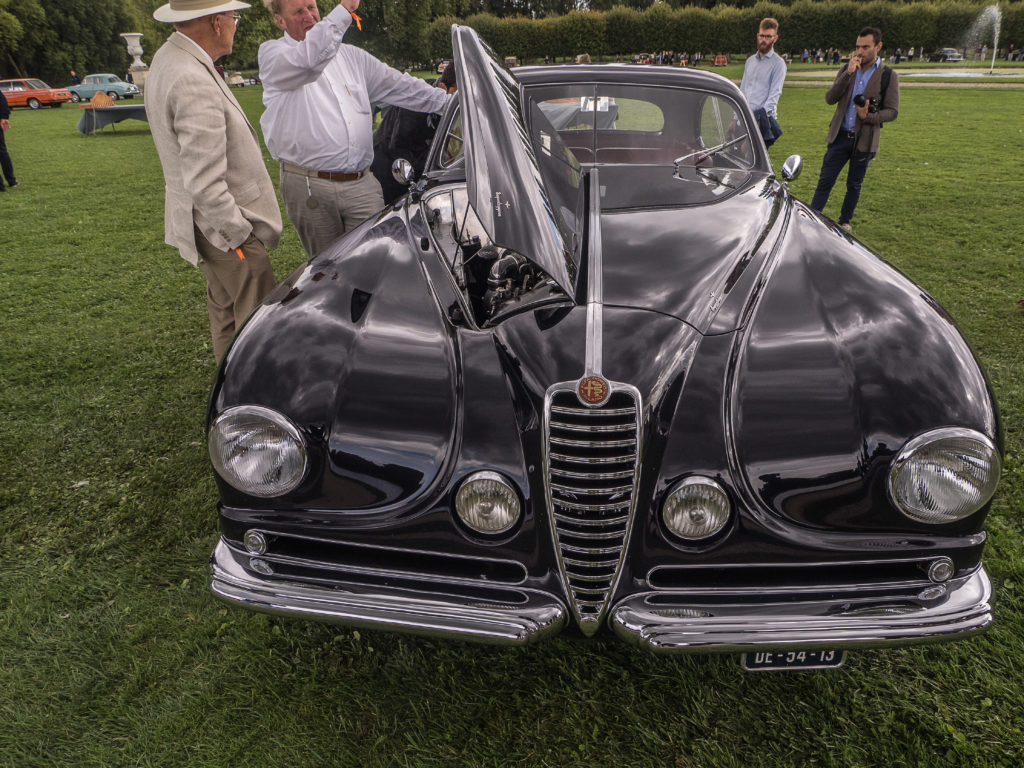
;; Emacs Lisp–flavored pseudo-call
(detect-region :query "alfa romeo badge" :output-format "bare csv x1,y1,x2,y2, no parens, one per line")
577,375,610,406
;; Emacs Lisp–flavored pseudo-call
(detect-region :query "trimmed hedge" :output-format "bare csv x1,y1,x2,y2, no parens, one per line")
423,1,1024,62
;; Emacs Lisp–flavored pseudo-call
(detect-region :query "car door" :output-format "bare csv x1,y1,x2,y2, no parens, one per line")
2,81,27,107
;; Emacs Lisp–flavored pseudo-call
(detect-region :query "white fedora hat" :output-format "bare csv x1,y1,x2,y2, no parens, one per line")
154,0,251,23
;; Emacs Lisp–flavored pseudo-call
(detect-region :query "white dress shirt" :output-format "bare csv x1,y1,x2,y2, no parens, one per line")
259,6,451,172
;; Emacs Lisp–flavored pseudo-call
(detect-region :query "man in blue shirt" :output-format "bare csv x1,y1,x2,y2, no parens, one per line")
810,27,899,231
740,18,786,147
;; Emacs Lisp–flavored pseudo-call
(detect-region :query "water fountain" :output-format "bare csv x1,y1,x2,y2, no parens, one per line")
963,4,1002,74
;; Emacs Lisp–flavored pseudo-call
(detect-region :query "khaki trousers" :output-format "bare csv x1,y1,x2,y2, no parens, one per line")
195,227,276,361
280,165,385,258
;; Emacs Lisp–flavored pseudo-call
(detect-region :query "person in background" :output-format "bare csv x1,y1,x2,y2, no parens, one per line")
0,90,19,192
810,26,899,232
370,63,456,206
740,17,786,148
70,70,82,85
146,0,282,361
259,0,451,257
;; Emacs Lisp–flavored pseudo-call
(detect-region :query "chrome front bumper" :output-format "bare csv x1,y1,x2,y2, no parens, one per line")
210,539,567,646
211,538,992,652
610,567,993,653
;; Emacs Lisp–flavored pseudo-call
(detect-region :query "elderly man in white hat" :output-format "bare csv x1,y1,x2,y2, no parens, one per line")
146,0,283,362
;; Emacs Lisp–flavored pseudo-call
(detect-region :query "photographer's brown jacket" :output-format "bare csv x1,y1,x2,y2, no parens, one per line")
824,63,900,153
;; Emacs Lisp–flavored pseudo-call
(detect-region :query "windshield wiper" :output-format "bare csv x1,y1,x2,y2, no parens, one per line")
674,135,748,167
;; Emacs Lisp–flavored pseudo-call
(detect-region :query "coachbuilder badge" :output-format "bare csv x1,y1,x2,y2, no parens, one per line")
577,376,610,406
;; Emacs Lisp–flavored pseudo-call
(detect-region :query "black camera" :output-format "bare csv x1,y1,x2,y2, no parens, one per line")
853,93,879,113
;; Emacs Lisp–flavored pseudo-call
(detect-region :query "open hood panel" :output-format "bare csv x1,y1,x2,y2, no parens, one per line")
451,25,579,295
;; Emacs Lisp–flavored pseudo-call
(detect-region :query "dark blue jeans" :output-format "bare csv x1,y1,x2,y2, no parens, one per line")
810,133,875,225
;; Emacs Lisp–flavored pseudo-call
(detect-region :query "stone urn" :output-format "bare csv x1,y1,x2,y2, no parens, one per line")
120,33,149,92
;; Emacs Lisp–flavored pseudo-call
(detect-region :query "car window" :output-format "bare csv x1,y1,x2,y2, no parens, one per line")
26,80,47,89
0,82,10,91
696,93,755,169
530,84,754,171
439,108,464,169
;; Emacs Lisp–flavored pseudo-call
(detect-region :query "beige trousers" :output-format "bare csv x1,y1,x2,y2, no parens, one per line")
195,228,276,362
279,166,385,258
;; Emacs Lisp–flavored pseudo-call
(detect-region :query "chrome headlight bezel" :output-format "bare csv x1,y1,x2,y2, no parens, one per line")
208,405,308,499
888,427,1001,525
661,476,732,541
454,471,522,535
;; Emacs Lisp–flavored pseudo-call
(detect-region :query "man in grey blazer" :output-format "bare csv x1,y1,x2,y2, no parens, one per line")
147,0,283,361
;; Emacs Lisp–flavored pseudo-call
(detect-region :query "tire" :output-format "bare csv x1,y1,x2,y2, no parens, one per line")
70,93,81,103
107,91,119,101
27,97,41,109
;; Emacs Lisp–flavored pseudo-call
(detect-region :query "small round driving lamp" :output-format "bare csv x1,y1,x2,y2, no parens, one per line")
888,428,1001,524
662,477,731,540
208,405,307,498
455,471,521,534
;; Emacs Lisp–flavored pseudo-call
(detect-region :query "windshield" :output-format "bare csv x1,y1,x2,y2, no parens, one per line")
528,83,761,209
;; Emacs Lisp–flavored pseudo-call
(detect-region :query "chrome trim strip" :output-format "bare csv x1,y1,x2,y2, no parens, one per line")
551,405,635,417
550,482,634,495
552,512,628,527
550,468,634,480
550,422,634,434
554,498,630,512
610,567,993,653
550,436,636,448
239,530,530,586
548,527,626,541
549,452,636,464
585,167,603,376
210,539,566,646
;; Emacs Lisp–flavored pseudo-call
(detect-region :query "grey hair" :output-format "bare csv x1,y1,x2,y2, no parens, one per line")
263,0,282,15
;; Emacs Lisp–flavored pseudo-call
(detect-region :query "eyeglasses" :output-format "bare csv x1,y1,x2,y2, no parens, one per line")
758,33,777,39
222,12,240,25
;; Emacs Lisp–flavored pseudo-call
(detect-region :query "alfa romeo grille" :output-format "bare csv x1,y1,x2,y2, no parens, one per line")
544,384,641,635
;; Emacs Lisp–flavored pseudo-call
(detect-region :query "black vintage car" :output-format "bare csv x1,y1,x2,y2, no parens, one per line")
207,27,1001,670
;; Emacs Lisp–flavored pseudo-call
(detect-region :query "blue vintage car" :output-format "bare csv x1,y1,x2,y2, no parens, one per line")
68,73,140,102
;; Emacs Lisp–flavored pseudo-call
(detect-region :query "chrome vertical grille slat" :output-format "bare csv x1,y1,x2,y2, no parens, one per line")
545,383,641,637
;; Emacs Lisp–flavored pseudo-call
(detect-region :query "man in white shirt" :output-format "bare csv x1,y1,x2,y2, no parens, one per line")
259,0,452,257
740,18,786,147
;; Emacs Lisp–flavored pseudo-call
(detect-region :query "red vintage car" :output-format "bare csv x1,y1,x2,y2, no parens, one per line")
0,78,73,109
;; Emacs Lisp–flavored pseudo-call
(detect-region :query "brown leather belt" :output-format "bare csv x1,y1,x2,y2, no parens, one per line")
281,161,367,182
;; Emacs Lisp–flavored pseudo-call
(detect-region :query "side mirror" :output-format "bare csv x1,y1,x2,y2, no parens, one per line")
391,158,415,187
781,154,802,182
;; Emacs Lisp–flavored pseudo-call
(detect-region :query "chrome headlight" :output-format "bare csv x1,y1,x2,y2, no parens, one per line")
455,471,521,534
889,428,1001,524
662,476,731,540
208,405,307,498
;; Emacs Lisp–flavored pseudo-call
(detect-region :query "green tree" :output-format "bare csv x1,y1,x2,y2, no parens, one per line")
1,0,44,77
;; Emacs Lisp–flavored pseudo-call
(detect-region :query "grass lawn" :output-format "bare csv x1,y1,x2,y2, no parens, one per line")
2,82,1024,767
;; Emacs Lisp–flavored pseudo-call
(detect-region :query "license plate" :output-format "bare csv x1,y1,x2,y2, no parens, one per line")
741,649,846,671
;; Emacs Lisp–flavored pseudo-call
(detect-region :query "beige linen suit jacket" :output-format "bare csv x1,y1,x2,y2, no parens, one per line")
146,33,281,266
